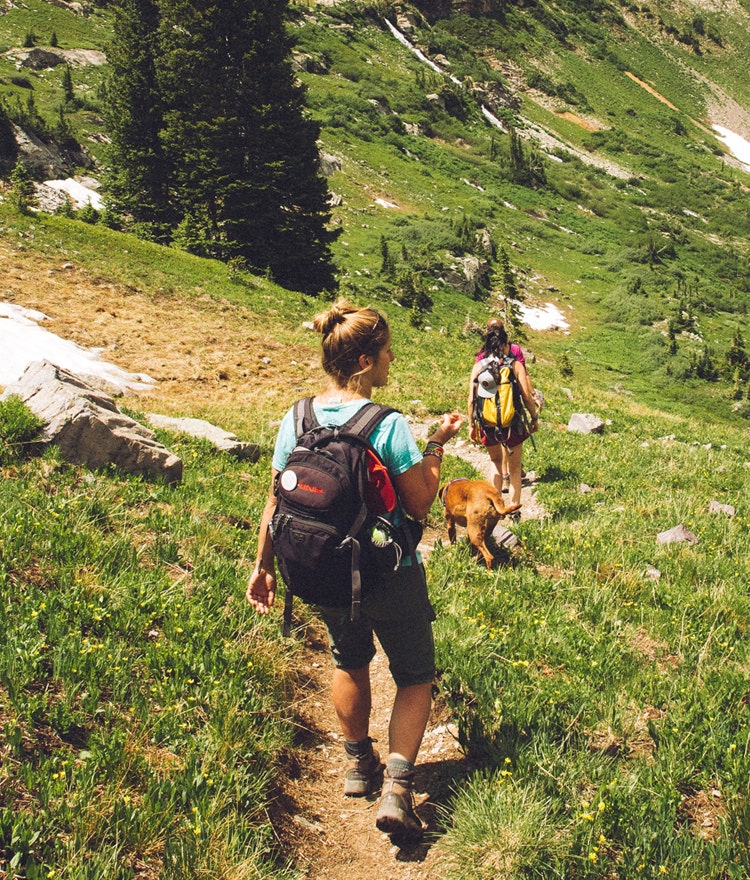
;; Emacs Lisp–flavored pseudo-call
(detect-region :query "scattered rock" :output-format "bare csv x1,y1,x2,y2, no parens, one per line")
708,500,735,517
319,152,342,177
2,360,182,483
492,523,518,549
147,414,260,460
656,524,698,546
645,566,661,581
567,413,605,434
444,254,491,297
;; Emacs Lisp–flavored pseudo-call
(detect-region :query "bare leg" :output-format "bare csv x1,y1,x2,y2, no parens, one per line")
506,444,523,507
487,442,505,496
387,681,432,764
332,665,371,742
501,445,510,489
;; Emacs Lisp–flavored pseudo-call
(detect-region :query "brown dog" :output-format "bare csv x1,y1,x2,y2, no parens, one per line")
439,478,521,569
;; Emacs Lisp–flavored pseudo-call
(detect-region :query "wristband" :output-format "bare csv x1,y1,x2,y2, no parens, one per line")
425,440,444,459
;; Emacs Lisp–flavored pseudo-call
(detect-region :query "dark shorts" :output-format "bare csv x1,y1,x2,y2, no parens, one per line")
315,564,436,688
480,424,529,449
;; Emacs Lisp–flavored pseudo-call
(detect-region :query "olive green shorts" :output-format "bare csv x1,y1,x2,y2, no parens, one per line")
315,564,436,688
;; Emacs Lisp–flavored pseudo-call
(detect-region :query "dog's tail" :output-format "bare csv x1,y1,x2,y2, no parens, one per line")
489,496,521,518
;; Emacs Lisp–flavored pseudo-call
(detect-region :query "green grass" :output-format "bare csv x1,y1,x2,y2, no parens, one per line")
0,434,302,879
429,421,750,877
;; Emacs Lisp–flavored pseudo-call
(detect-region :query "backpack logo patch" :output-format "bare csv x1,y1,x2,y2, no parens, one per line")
280,470,298,491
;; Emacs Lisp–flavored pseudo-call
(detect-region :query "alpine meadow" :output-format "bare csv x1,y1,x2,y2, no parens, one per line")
1,1,750,879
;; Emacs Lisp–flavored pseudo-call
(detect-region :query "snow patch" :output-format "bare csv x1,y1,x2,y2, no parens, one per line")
43,178,103,210
713,125,750,170
0,302,154,391
518,301,570,331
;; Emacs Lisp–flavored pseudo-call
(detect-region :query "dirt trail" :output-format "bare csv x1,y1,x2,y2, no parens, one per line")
271,627,467,879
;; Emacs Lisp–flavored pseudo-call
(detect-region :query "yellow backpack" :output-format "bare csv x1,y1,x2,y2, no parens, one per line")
474,355,519,436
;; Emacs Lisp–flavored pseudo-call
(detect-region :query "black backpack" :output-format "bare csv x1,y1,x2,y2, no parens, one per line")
271,397,415,635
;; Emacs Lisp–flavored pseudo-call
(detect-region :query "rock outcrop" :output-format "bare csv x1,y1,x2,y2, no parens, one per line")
2,360,182,483
147,414,260,460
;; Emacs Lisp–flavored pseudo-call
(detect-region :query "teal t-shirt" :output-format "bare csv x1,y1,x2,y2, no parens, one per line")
272,399,422,476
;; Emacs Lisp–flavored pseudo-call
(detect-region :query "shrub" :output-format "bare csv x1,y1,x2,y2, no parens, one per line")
0,395,43,464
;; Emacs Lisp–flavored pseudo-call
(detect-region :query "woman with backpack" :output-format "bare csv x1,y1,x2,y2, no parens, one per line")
247,299,463,841
476,317,529,494
468,322,539,509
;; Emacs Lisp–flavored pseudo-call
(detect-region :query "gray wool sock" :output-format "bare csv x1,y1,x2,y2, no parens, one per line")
386,757,415,780
344,737,373,758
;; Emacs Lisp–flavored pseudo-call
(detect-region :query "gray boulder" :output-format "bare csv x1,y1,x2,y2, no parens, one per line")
656,524,698,546
2,360,182,483
444,254,491,297
319,152,342,177
567,413,605,434
147,414,260,460
708,500,735,517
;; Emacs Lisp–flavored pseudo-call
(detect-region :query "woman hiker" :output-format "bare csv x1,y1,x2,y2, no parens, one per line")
247,299,463,840
468,321,539,509
475,317,529,493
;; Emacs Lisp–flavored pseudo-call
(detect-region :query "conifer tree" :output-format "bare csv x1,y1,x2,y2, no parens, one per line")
0,102,18,172
10,157,35,213
104,0,172,240
155,0,338,294
61,65,74,104
726,327,748,377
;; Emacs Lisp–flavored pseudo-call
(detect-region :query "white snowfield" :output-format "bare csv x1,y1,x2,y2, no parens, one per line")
712,125,750,170
0,302,154,392
43,179,104,210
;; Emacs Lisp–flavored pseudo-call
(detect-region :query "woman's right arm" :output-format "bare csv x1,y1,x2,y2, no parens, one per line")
393,412,464,520
246,472,279,614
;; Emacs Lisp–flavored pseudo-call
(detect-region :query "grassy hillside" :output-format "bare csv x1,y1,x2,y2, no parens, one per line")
2,1,750,878
2,1,750,426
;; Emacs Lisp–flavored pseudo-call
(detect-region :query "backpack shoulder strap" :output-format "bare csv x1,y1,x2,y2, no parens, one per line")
292,396,319,439
339,402,397,440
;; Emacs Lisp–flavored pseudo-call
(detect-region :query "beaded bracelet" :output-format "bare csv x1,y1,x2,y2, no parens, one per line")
424,440,444,460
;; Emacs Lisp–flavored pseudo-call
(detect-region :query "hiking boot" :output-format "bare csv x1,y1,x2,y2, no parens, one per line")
344,744,383,797
375,775,425,840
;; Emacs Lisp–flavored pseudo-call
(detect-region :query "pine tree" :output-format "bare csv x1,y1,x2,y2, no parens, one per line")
380,236,395,278
0,102,18,172
726,327,748,377
104,0,172,240
10,158,35,214
155,0,338,294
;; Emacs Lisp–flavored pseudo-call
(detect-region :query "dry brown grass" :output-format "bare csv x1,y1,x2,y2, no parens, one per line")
0,237,323,436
